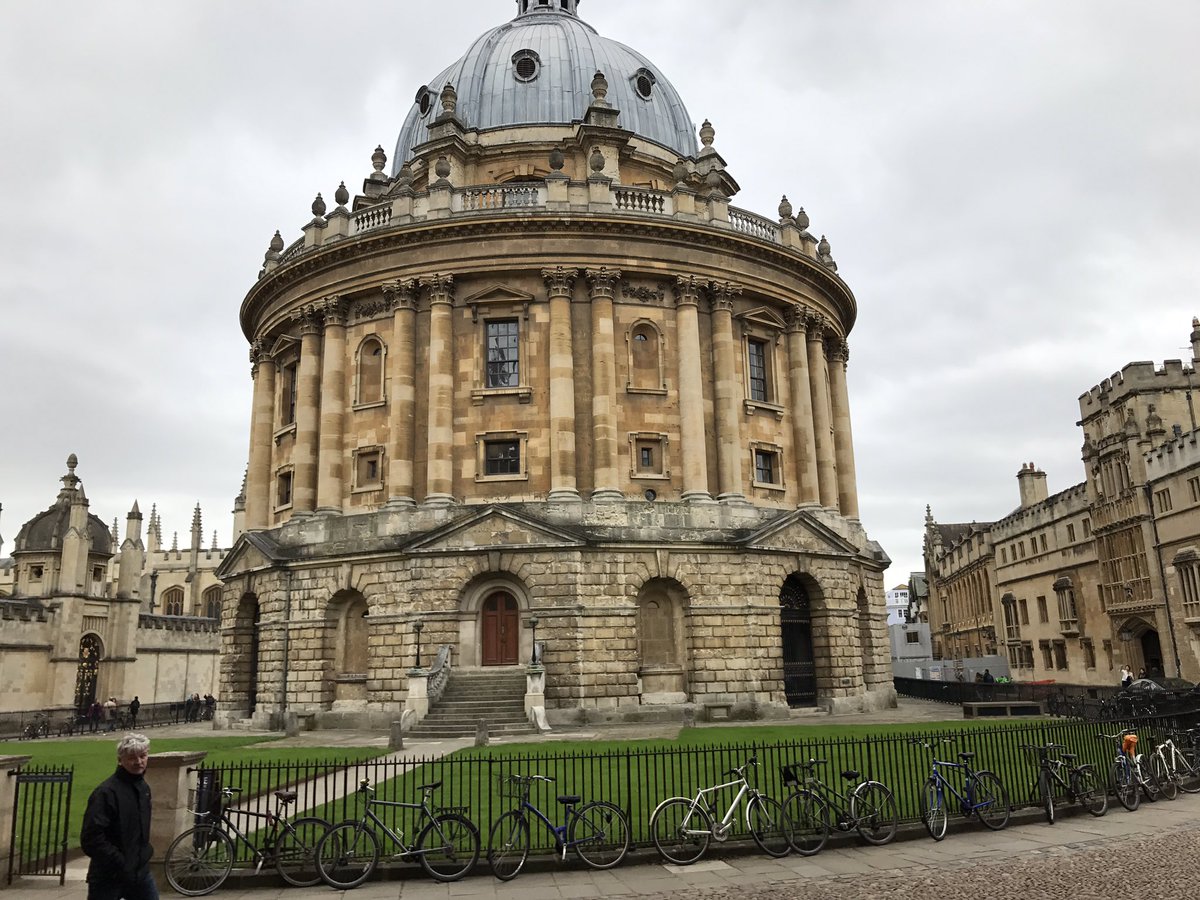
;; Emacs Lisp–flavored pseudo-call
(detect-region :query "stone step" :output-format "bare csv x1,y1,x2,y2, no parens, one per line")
409,724,536,739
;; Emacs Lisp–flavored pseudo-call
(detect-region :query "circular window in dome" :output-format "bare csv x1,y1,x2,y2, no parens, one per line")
416,86,434,116
512,49,541,83
633,68,657,100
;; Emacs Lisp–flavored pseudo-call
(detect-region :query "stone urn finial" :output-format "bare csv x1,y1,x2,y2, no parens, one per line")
371,145,387,174
440,82,457,116
334,181,350,208
795,207,810,231
672,158,689,185
591,70,609,105
312,192,327,218
396,163,413,188
589,146,605,173
778,195,793,220
435,155,452,181
269,230,284,253
817,234,831,256
699,119,715,149
549,146,565,171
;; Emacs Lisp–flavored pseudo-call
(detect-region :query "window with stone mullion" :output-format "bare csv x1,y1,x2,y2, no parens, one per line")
485,320,519,388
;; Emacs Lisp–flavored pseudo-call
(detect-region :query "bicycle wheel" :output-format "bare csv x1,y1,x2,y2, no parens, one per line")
164,825,234,897
972,771,1011,830
1150,752,1178,801
1174,749,1200,794
781,789,828,856
315,821,380,890
650,797,710,865
1111,759,1139,811
746,794,791,858
1071,766,1108,817
570,801,631,870
850,781,898,846
486,811,530,881
417,812,480,882
1139,757,1163,802
274,816,330,887
1038,770,1055,825
918,777,947,841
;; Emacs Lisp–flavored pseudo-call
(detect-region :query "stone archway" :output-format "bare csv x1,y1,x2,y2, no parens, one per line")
74,634,103,712
226,593,260,718
779,574,819,707
635,578,689,703
458,575,533,668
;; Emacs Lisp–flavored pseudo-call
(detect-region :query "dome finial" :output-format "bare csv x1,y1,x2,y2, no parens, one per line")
439,83,458,118
311,192,327,219
699,119,715,149
371,145,387,175
590,71,609,107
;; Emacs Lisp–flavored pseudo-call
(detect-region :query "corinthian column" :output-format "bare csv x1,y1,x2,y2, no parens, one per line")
805,312,838,509
587,267,623,501
244,341,275,529
543,267,581,501
674,276,712,502
785,308,819,504
828,338,860,519
709,281,744,502
292,306,323,515
423,274,456,506
316,296,348,514
385,280,419,508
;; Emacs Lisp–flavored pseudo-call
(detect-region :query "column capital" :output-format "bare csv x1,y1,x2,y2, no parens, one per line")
321,295,348,327
422,273,456,306
785,305,809,333
383,279,420,310
673,275,706,308
828,338,849,364
585,267,622,300
542,266,578,299
708,280,742,312
296,305,323,336
804,309,829,340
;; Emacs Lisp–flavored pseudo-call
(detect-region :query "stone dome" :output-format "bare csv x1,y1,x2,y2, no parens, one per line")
12,457,113,557
393,1,699,170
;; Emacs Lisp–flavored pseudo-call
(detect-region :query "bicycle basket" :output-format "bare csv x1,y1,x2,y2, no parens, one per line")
498,776,530,799
1123,734,1138,756
781,765,800,787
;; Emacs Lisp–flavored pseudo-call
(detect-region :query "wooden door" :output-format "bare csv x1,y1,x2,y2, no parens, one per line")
482,592,519,665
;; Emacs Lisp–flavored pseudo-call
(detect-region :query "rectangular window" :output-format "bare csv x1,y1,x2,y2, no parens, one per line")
280,362,298,426
905,631,920,644
1082,639,1096,669
1022,642,1034,669
1040,640,1053,669
640,446,654,470
484,439,521,476
30,565,43,581
629,433,669,479
1040,534,1048,552
1067,523,1076,542
1155,488,1173,513
753,448,779,485
1018,598,1029,626
1053,640,1069,670
1190,476,1200,503
1000,547,1007,564
353,448,383,490
1037,596,1048,624
485,319,520,389
747,338,769,402
1082,518,1091,538
276,470,293,508
1103,639,1113,670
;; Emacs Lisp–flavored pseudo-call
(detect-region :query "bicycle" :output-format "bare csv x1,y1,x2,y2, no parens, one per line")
780,758,898,855
163,785,330,896
1099,730,1161,810
314,779,480,888
648,755,792,865
912,739,1010,840
1020,742,1107,824
20,714,49,740
487,774,631,880
1143,730,1200,799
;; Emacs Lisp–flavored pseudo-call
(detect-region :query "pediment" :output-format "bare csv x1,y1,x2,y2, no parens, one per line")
742,509,860,557
268,334,299,359
215,532,279,578
408,506,586,553
463,284,536,321
736,306,788,332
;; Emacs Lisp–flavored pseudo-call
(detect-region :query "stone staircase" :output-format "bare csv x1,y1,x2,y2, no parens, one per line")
406,668,536,740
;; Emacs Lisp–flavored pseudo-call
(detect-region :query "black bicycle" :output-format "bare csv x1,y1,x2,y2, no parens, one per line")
1020,742,1107,823
164,785,330,895
780,758,898,854
912,739,1010,840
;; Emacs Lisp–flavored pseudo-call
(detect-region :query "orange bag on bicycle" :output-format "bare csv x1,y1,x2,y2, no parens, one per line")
1122,734,1138,756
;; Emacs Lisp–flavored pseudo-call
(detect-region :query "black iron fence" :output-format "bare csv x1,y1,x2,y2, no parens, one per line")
0,701,201,740
195,711,1200,867
894,676,1200,721
6,766,73,886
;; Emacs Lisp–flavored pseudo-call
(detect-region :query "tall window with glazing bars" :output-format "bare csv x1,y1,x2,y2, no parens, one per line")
486,319,519,388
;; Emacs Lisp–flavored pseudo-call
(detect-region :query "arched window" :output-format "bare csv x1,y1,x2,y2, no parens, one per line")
341,597,369,676
627,321,665,392
356,337,385,405
203,585,223,620
161,586,185,616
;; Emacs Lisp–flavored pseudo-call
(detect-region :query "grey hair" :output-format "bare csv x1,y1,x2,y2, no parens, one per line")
117,733,150,758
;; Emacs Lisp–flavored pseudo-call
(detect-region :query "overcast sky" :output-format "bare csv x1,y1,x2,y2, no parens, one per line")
2,1,1198,588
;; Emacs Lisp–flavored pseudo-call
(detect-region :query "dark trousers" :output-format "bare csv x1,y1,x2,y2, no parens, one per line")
88,870,159,900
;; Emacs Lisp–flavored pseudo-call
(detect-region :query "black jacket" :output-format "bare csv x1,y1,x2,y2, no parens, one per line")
80,767,153,885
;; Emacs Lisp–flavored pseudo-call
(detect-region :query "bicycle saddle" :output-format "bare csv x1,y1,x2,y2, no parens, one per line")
557,795,581,806
957,752,976,763
840,770,860,781
1061,753,1077,762
274,790,297,803
418,781,442,792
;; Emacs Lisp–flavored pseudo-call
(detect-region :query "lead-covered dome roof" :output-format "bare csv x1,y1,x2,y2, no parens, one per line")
12,455,113,557
393,1,699,170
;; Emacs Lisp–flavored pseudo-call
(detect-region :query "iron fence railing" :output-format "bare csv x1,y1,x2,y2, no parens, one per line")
0,701,205,740
194,711,1200,868
6,765,73,886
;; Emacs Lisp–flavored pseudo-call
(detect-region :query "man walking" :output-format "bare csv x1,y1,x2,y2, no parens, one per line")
128,696,140,728
80,733,157,899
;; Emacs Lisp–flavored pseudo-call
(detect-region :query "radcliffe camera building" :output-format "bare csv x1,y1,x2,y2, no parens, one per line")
217,0,893,728
925,320,1200,686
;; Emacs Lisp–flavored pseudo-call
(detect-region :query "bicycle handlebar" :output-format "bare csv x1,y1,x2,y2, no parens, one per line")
721,756,759,778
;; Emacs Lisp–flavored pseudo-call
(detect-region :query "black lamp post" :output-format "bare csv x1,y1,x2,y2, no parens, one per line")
528,614,540,665
412,620,424,669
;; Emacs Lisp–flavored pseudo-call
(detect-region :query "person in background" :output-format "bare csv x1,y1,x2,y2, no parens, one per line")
982,669,995,684
1120,665,1133,688
104,697,118,732
80,733,157,899
128,696,141,728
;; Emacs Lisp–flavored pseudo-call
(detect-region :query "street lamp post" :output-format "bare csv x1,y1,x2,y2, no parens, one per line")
412,620,424,670
528,615,540,666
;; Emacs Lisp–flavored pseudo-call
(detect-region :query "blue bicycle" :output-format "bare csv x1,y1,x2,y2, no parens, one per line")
913,739,1011,840
487,774,631,880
